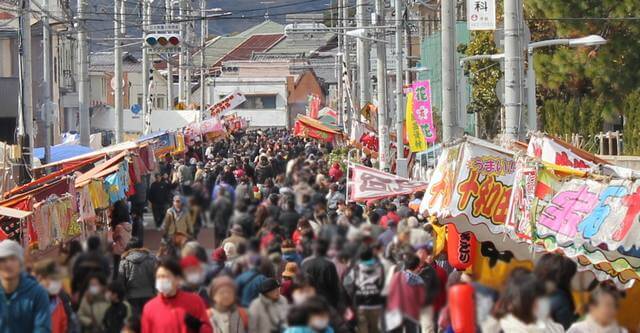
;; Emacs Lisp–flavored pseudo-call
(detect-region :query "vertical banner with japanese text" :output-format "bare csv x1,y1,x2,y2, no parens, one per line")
406,92,427,152
411,81,437,143
467,0,496,30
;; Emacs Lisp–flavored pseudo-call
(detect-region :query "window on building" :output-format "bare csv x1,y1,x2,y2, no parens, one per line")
237,94,277,109
137,94,166,109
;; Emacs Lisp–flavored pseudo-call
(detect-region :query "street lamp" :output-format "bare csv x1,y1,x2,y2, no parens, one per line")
527,35,607,131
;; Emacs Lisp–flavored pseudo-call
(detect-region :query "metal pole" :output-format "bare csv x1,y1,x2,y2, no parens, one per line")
394,0,405,174
199,0,206,120
114,0,124,143
375,0,388,171
504,0,523,141
42,0,52,164
356,0,370,109
178,0,184,104
342,0,352,133
142,0,150,134
441,0,459,142
78,0,90,146
336,0,343,128
526,48,536,132
165,0,173,109
20,0,34,169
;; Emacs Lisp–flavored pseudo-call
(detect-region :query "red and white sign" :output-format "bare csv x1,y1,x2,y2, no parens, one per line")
208,91,246,117
348,164,429,202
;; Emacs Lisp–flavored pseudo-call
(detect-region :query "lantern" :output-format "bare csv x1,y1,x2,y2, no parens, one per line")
448,283,476,333
447,224,476,270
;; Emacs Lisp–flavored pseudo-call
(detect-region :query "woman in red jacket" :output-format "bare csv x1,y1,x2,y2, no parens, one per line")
141,258,213,333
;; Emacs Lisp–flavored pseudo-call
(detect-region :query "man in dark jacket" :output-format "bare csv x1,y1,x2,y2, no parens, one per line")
301,239,341,307
343,247,385,333
279,199,301,238
255,155,274,184
117,241,157,316
72,236,111,293
0,240,51,333
211,187,234,247
148,173,171,228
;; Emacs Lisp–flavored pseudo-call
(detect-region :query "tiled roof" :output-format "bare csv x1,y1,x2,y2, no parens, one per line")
214,34,285,67
196,20,285,67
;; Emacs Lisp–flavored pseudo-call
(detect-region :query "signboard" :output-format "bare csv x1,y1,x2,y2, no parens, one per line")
208,91,246,117
405,92,427,152
467,0,496,31
411,81,437,143
348,164,429,202
130,104,141,115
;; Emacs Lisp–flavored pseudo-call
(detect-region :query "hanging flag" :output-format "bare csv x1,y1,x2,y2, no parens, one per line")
348,163,429,202
406,91,427,152
306,94,321,119
411,81,437,143
208,91,246,117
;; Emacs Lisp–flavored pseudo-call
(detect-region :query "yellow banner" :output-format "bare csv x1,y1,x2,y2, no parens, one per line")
406,92,427,152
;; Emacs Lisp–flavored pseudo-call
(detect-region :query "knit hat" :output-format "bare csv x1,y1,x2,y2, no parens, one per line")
180,255,201,270
260,278,280,294
282,262,298,278
0,240,23,264
211,247,227,263
210,275,236,296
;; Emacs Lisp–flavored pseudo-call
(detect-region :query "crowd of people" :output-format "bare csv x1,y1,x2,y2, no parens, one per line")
0,128,630,333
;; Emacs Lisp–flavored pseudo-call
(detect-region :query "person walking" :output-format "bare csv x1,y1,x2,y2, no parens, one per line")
33,259,79,333
148,173,171,228
77,275,110,333
385,253,426,333
208,276,249,333
141,258,213,333
118,239,157,316
567,283,627,333
248,278,289,333
0,240,51,332
343,247,385,333
163,195,194,240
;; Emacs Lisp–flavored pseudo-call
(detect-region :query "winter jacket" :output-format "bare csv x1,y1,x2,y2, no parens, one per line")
211,196,233,236
343,261,385,308
78,295,110,333
248,294,288,333
235,269,267,308
0,272,51,333
385,270,426,328
279,209,301,238
549,288,578,329
208,307,248,333
118,248,157,300
481,314,564,333
301,256,341,306
284,326,335,333
72,251,111,293
148,180,171,205
162,207,193,238
112,222,133,255
141,290,213,333
102,301,131,333
255,163,274,184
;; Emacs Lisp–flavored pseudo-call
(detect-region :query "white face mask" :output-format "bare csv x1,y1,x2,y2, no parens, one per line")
185,272,204,286
309,317,329,330
534,297,551,320
46,280,62,295
155,278,174,295
88,285,101,295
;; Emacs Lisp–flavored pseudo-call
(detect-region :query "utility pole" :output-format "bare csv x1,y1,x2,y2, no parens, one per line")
114,0,124,143
19,0,34,170
42,0,52,164
199,0,207,120
336,0,344,129
165,0,173,109
374,0,388,171
142,0,151,134
177,0,185,104
394,0,405,175
504,0,523,141
341,0,352,133
77,0,89,146
356,0,370,109
441,0,459,142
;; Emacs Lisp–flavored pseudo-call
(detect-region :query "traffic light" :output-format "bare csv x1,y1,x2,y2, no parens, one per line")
144,34,180,48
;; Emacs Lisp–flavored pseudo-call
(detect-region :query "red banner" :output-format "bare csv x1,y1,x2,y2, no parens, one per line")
348,164,429,202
